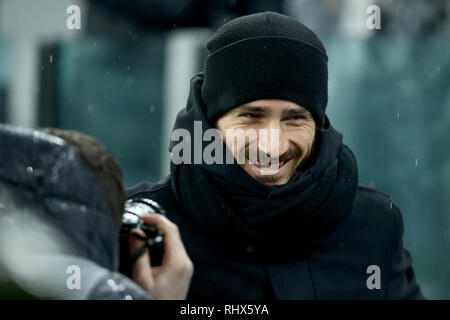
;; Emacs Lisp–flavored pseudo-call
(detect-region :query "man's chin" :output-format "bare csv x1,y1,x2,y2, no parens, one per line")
256,176,289,185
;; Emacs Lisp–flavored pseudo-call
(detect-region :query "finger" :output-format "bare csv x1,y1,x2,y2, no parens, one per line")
140,214,190,266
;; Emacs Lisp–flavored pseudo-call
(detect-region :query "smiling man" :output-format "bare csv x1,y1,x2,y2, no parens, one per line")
216,99,316,185
128,12,424,299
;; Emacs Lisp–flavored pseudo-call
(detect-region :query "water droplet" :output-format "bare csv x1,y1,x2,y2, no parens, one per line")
49,54,53,64
0,202,4,209
396,112,400,119
26,166,34,174
107,279,116,288
149,105,155,113
125,295,133,300
415,158,419,167
80,205,87,212
390,201,393,209
60,203,68,210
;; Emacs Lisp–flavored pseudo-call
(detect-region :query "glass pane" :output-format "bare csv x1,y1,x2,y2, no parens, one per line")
56,35,165,187
326,36,450,298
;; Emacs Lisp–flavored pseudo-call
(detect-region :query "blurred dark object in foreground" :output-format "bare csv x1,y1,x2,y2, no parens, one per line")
0,124,150,299
0,88,6,123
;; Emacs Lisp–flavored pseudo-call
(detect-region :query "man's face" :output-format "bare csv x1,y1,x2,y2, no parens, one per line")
216,99,316,185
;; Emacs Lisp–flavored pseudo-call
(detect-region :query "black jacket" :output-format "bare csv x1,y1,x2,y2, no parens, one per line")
127,176,424,300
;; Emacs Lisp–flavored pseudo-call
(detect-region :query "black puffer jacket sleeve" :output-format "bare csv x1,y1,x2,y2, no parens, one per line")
387,204,425,299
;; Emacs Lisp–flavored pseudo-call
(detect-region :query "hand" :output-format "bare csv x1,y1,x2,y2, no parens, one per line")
128,214,194,300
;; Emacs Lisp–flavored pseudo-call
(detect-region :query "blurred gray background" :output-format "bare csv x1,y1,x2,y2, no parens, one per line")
0,0,449,299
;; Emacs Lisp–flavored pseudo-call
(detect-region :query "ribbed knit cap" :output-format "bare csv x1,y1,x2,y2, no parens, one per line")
201,11,329,127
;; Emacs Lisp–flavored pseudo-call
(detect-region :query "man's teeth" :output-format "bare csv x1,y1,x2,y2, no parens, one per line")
259,162,272,168
256,160,284,168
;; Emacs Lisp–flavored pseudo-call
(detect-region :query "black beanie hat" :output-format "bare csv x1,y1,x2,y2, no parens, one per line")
201,11,329,127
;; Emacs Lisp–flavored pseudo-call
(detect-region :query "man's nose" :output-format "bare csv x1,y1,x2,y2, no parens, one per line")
257,123,289,159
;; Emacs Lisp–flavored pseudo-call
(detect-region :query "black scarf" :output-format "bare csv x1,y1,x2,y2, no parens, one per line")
169,73,358,262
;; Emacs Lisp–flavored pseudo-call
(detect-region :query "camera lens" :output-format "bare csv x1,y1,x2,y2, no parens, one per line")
119,198,166,276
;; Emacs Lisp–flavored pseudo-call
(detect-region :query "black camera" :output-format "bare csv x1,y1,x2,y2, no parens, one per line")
119,198,165,276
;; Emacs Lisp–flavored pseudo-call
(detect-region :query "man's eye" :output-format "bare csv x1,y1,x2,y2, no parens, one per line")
240,113,261,119
285,115,306,121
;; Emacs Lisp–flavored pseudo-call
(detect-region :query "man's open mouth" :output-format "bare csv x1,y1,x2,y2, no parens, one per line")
250,158,292,175
251,156,291,168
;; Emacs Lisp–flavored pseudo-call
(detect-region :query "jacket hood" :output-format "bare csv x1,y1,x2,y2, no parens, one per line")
0,124,119,271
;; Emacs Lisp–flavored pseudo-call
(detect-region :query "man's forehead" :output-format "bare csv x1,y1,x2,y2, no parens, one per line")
234,100,310,114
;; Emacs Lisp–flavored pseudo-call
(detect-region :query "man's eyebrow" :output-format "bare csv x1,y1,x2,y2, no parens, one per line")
281,108,310,117
237,105,271,114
